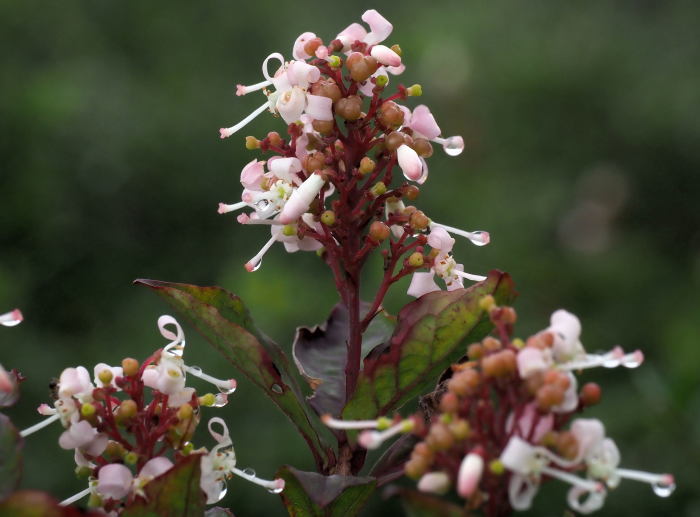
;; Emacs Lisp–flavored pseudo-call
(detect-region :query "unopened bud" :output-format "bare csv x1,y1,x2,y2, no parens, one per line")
500,306,517,325
426,422,454,451
375,74,388,88
413,138,433,158
483,337,501,352
378,101,404,129
328,55,341,68
245,136,260,150
282,224,297,237
580,382,602,406
105,441,125,460
370,181,387,197
409,210,430,231
489,459,505,475
310,79,342,103
121,358,139,377
199,393,216,407
98,369,113,386
124,452,138,465
369,221,390,243
408,252,424,267
449,419,471,440
312,119,334,135
80,403,96,418
536,384,565,410
405,456,430,480
402,184,420,200
75,466,92,479
556,431,580,460
87,493,103,509
512,338,525,349
359,156,376,175
385,131,405,152
267,131,282,147
391,44,402,56
479,295,496,312
117,399,137,423
321,210,336,226
334,95,363,121
467,343,485,360
182,442,194,455
177,403,194,421
448,369,480,397
406,83,422,97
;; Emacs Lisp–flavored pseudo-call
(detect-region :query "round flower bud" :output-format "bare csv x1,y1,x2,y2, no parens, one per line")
405,455,430,480
384,131,405,152
479,295,496,311
536,384,565,410
359,157,376,175
449,419,471,440
467,343,484,360
439,391,459,413
303,152,326,173
303,37,323,56
483,337,502,352
334,95,362,121
408,252,424,267
448,369,480,397
320,210,336,226
378,101,404,129
80,403,96,418
312,119,334,135
121,358,139,377
580,382,602,406
556,431,579,460
177,403,193,421
426,422,454,451
311,79,342,103
369,221,390,243
409,210,430,231
406,83,422,96
402,184,420,200
98,369,113,386
489,459,505,475
370,181,387,197
413,138,433,158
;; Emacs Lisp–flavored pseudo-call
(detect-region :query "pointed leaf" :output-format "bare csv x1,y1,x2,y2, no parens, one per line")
135,279,332,470
277,466,376,517
293,303,394,416
0,413,23,500
343,271,516,421
121,454,204,517
0,490,103,516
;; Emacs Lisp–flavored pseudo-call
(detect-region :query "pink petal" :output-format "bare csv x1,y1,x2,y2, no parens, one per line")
292,32,316,60
410,105,441,140
276,87,307,125
396,144,423,181
139,457,174,480
305,94,333,121
98,464,133,500
370,45,401,67
362,9,393,45
457,452,484,498
427,227,455,252
516,347,550,379
240,159,265,190
336,23,367,49
287,61,320,89
278,174,325,224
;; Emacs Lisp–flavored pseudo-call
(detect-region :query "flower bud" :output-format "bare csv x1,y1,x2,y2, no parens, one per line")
312,119,334,135
479,295,496,311
359,156,376,175
408,252,424,268
370,181,386,197
245,136,261,150
426,422,453,451
80,403,96,418
98,369,113,386
397,144,423,182
409,210,430,231
303,37,323,56
267,131,283,147
439,391,459,413
369,221,390,243
457,452,484,498
384,131,405,152
449,419,471,440
536,384,565,410
199,393,216,407
489,459,505,475
467,343,485,360
405,455,430,480
417,472,450,495
124,452,138,465
121,358,139,377
402,184,420,200
448,369,480,397
116,399,137,423
483,337,501,352
556,431,579,460
413,138,433,158
580,382,602,406
321,210,336,226
406,84,422,96
334,95,363,121
310,79,342,103
328,55,341,68
177,403,193,421
377,101,404,129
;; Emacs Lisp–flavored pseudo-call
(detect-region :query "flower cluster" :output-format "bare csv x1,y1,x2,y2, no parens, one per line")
20,315,283,512
218,8,488,303
324,298,673,515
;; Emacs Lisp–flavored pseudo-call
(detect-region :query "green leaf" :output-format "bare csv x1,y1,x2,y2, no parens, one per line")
121,454,205,517
0,490,103,517
293,303,395,416
343,271,516,421
277,466,376,517
0,413,22,500
386,487,467,517
135,279,332,470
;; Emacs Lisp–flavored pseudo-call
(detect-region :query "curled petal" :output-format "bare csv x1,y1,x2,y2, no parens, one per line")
370,44,401,67
287,61,321,88
305,94,333,121
240,159,266,190
567,486,606,514
410,105,441,140
427,227,455,253
362,9,392,45
509,474,539,511
293,32,316,60
269,157,302,183
278,174,325,224
397,144,423,182
336,23,367,49
276,87,307,124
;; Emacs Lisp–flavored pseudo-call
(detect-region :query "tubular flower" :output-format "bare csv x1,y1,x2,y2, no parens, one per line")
403,105,465,156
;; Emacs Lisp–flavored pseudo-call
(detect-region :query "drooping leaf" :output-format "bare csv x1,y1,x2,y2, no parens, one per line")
121,453,205,517
0,413,22,500
0,490,103,517
293,303,394,416
343,271,516,421
135,279,333,470
277,466,376,517
385,487,467,517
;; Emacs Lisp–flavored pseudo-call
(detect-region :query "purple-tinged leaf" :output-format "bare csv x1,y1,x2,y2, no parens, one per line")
121,453,205,517
0,413,23,500
342,271,516,421
277,466,376,517
135,279,333,471
0,490,103,516
293,303,394,416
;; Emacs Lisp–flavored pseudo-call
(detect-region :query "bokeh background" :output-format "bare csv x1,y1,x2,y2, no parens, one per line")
1,0,699,515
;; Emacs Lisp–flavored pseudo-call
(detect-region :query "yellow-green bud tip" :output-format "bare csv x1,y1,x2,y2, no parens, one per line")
199,393,216,407
98,369,113,385
245,136,260,150
375,75,389,87
125,452,138,465
282,224,296,237
80,403,96,418
407,84,422,97
376,416,392,430
489,459,505,475
328,55,341,68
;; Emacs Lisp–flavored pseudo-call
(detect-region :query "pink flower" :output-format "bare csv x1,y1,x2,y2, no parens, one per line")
417,472,450,495
278,173,325,224
517,347,552,379
370,44,401,67
98,464,133,500
240,159,266,190
397,144,423,182
292,31,317,60
58,366,94,400
58,416,108,456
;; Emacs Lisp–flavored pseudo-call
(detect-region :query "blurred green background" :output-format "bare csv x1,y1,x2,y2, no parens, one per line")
1,0,699,515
